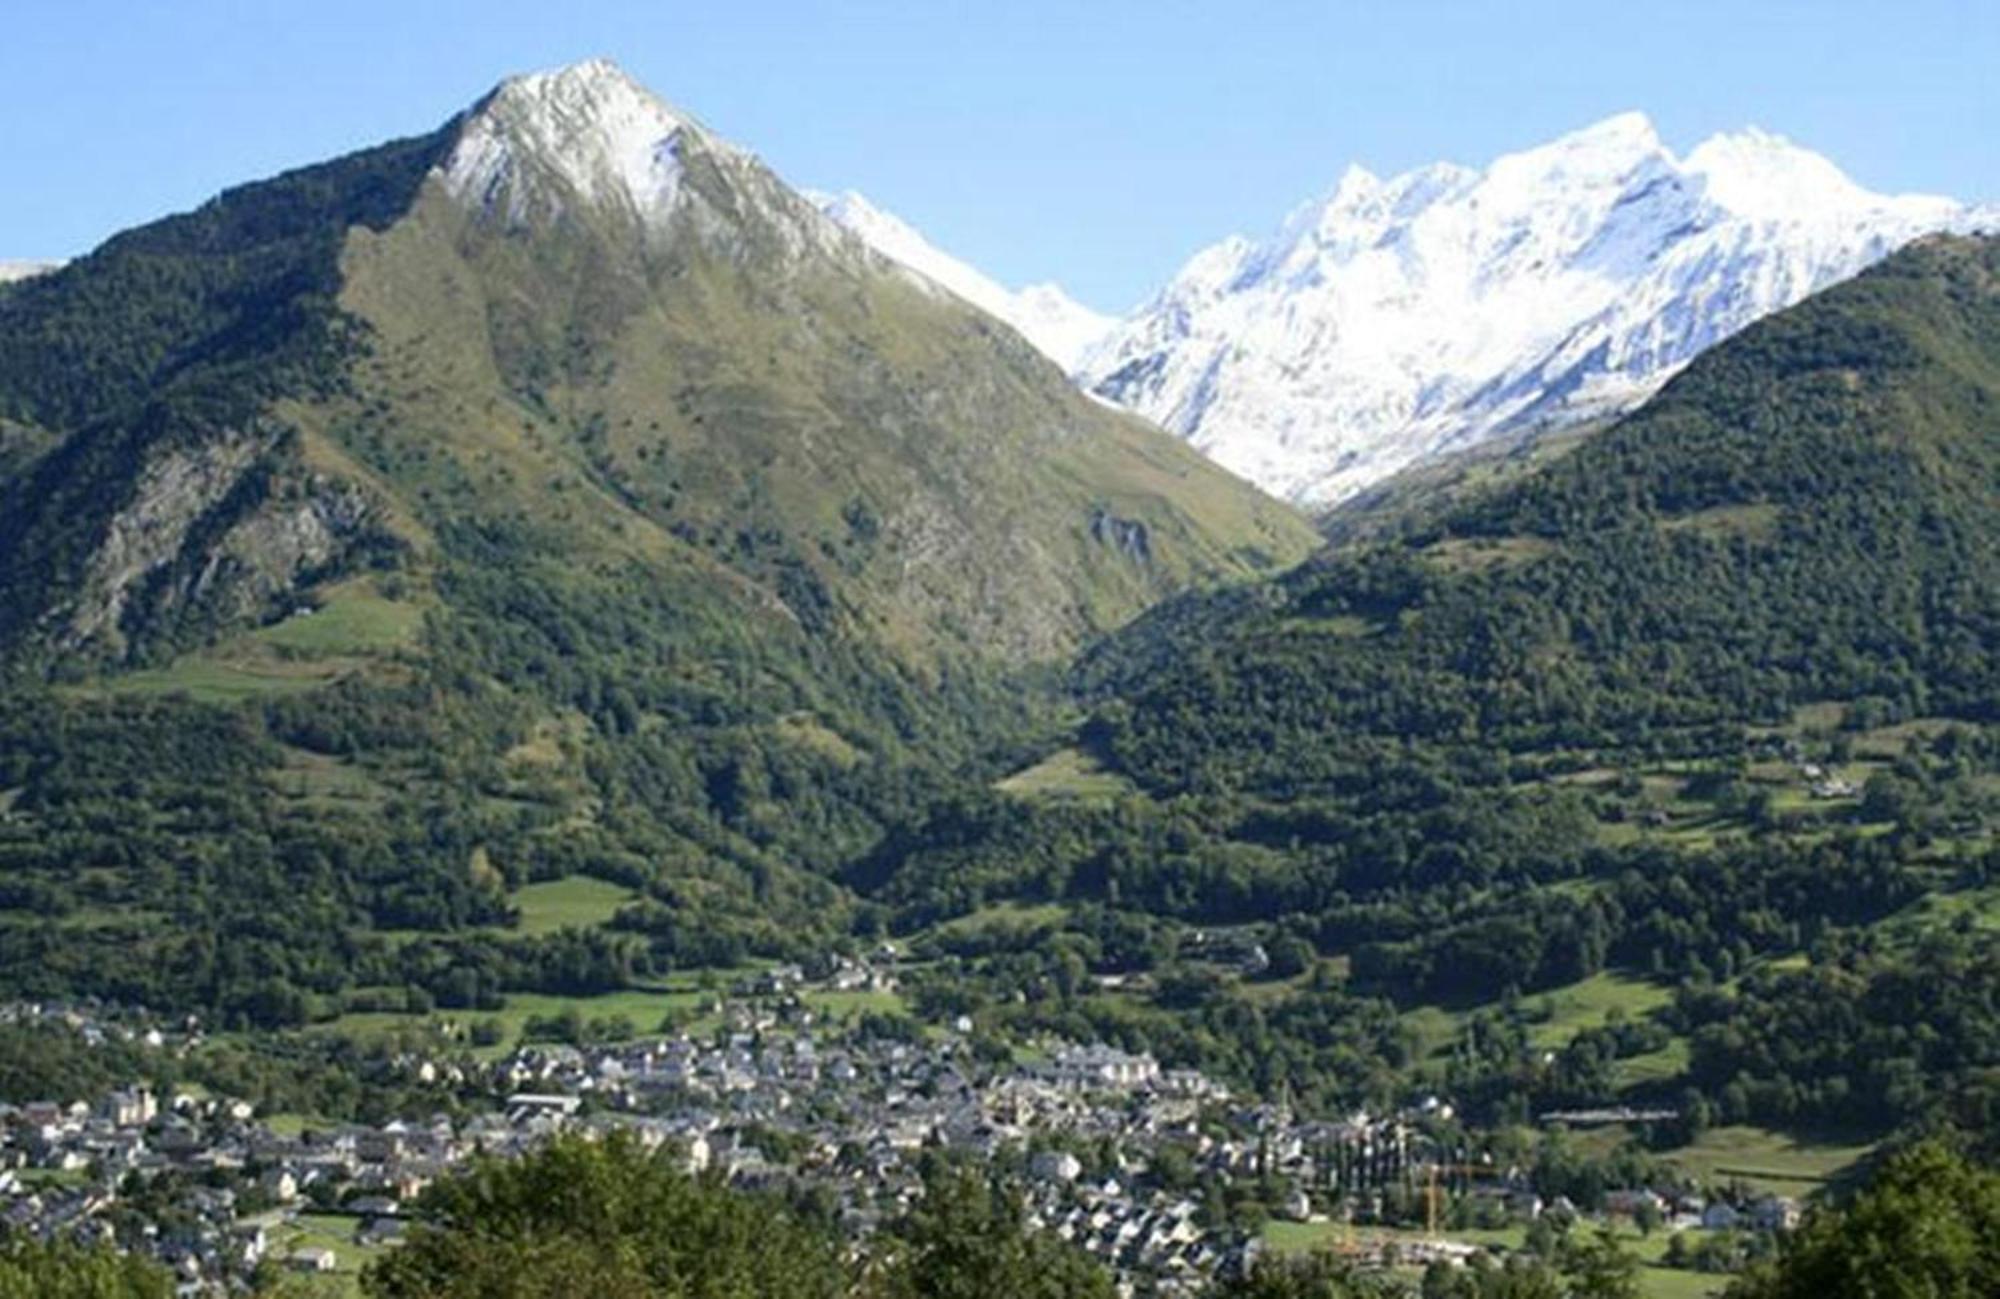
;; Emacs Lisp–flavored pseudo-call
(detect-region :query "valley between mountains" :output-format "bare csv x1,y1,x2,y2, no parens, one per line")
0,57,1994,1299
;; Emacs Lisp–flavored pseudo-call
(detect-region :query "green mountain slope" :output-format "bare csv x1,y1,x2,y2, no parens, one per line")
1089,234,1999,784
0,124,456,663
0,62,1310,1024
858,235,2000,1132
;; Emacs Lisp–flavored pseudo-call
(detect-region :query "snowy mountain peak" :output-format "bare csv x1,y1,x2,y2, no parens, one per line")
808,189,1112,370
1328,164,1382,206
808,190,941,274
1482,111,1672,210
1013,283,1118,372
1682,127,1925,222
1554,109,1661,153
1303,161,1474,242
443,58,710,226
433,64,1107,361
498,56,654,103
1084,115,1997,506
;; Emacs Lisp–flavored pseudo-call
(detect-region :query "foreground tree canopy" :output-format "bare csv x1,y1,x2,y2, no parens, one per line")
362,1135,1117,1299
362,1135,849,1299
1726,1142,2000,1299
0,1239,172,1299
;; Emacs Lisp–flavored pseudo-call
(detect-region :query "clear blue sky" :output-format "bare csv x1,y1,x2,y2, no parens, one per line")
4,0,1994,310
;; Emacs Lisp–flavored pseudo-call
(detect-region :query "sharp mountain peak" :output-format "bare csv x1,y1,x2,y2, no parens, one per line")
443,57,718,226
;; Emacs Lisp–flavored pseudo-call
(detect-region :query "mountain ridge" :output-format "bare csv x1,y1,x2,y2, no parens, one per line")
807,188,1112,371
1072,112,1997,505
0,57,1311,674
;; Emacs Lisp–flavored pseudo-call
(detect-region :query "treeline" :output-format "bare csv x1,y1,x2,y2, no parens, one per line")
0,1017,477,1126
1353,832,1930,1001
1674,931,1999,1137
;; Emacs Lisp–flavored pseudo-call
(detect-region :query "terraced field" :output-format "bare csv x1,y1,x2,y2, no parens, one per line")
1663,1125,1872,1196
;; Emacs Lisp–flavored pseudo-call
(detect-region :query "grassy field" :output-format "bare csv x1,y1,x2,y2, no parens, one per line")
928,902,1070,938
307,968,911,1064
1656,503,1780,542
1278,613,1378,638
1525,972,1675,1051
372,874,638,947
1876,883,2000,948
480,986,712,1038
996,747,1137,801
97,656,338,703
1541,707,1952,851
1614,1038,1693,1089
307,983,712,1057
272,1211,385,1296
799,987,908,1020
1785,702,1848,732
274,745,389,810
1415,534,1558,574
252,579,425,656
83,578,424,703
1261,1220,1725,1298
1400,969,1679,1069
1400,1004,1469,1062
1664,1125,1873,1196
509,875,637,936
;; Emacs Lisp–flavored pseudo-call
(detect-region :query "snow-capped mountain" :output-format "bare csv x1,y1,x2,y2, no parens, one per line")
809,190,1112,371
444,58,702,225
440,58,816,243
441,62,1113,369
1082,112,1999,506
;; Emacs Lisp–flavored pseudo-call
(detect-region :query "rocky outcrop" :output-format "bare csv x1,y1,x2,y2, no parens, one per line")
1089,509,1153,564
53,423,381,658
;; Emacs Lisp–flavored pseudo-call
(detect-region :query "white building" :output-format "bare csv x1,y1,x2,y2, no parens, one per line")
1047,1045,1160,1092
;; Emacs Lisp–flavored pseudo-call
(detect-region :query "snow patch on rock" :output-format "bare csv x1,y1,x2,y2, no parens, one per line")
0,260,60,285
441,57,704,227
808,189,1113,371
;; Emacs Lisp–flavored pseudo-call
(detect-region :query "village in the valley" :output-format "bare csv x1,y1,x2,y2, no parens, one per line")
1,972,1806,1298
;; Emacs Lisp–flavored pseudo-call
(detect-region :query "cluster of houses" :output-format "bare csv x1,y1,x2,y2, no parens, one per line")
0,997,1804,1294
1603,1186,1802,1233
2,1085,283,1289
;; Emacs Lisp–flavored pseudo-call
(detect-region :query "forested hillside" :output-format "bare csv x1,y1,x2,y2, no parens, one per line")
0,63,1312,1029
856,235,2000,1141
